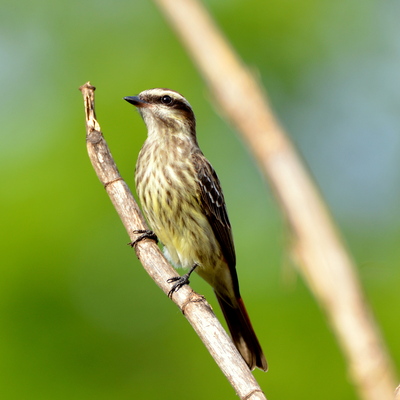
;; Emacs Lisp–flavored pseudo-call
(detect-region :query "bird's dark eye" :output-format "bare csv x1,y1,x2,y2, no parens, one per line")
161,95,173,105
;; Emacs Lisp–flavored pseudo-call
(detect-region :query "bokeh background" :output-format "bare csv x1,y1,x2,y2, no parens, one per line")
1,0,399,398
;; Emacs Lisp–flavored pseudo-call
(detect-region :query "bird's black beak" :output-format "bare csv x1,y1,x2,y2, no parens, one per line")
124,96,148,108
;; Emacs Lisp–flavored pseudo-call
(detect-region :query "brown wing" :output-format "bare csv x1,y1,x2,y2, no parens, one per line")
192,152,236,270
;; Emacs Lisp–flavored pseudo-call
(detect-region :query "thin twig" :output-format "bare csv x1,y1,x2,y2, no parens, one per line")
79,82,267,400
152,0,398,399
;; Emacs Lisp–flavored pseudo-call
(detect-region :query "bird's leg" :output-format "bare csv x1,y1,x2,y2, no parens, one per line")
167,263,199,298
128,229,158,248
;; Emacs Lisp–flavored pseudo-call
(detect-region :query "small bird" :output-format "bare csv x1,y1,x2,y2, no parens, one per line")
124,88,267,371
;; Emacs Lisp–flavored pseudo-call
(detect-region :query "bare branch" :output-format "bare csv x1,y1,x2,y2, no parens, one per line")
79,82,267,400
152,0,398,399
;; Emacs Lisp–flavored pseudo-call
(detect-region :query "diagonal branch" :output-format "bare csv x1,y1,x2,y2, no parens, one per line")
79,82,267,400
152,0,398,399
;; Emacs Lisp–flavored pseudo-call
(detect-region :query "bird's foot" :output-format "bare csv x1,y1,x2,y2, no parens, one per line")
167,263,198,298
167,275,191,298
128,229,158,248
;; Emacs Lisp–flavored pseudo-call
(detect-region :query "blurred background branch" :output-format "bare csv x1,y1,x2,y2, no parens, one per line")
153,0,397,399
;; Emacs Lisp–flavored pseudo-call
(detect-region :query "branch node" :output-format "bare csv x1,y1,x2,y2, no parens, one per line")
86,130,103,144
243,389,265,400
181,292,207,315
104,177,124,189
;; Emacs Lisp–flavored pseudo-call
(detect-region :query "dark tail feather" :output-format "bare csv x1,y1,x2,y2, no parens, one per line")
215,292,267,371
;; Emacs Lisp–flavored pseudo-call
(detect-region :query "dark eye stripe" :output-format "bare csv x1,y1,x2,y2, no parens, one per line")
142,93,194,115
172,100,192,113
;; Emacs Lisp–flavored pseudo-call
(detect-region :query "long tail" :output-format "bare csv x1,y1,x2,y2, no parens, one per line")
215,292,267,371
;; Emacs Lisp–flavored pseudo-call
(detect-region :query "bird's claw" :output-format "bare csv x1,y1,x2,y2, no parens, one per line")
167,263,198,298
167,274,191,298
128,229,158,248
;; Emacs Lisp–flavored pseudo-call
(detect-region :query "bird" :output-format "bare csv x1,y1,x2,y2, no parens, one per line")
124,88,267,371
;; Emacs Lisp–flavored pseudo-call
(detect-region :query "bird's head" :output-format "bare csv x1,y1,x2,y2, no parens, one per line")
124,88,196,138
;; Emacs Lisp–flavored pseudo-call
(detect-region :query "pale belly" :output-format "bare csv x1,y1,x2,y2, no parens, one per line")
137,167,221,279
135,141,231,293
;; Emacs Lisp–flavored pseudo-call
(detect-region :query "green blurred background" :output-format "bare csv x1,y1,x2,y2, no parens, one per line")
1,0,399,398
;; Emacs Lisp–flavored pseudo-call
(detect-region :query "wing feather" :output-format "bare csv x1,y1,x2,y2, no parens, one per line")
192,152,236,269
